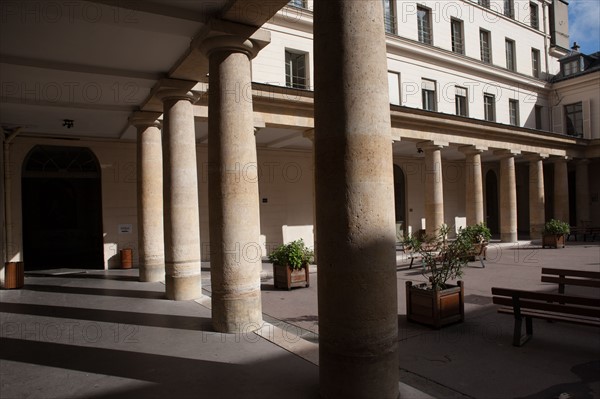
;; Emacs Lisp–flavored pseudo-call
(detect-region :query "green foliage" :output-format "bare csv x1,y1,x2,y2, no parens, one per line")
268,239,314,270
406,227,474,290
543,219,570,235
461,223,492,243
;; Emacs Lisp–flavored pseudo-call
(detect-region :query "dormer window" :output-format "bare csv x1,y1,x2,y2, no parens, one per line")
562,57,582,76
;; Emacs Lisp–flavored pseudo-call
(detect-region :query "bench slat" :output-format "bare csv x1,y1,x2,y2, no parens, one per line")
541,276,600,289
541,268,600,280
493,296,600,318
497,308,600,327
491,287,600,307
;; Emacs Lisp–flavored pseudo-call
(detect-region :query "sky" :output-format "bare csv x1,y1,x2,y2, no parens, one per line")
568,0,600,54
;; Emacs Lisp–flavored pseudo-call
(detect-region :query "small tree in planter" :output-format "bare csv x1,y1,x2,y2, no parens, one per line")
542,219,570,248
405,226,472,328
268,239,314,290
461,223,492,265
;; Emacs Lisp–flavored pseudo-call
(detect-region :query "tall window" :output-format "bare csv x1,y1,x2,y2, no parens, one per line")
383,0,396,34
563,58,581,76
285,50,307,89
417,6,432,45
565,102,583,136
509,99,520,126
504,0,514,18
455,87,468,117
484,94,496,122
505,39,516,71
451,19,464,54
422,79,437,111
529,2,539,29
531,48,541,78
288,0,306,8
480,30,491,63
479,0,490,7
535,105,543,130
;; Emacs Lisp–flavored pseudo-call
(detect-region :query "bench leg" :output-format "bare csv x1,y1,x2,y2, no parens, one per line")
409,257,414,269
513,316,533,347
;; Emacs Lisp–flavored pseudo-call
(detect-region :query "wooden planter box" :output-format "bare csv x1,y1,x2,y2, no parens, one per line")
542,234,565,248
406,281,464,329
4,262,24,289
273,264,309,290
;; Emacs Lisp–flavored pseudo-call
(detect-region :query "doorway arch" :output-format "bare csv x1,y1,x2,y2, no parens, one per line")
393,164,407,240
22,145,104,270
485,170,499,235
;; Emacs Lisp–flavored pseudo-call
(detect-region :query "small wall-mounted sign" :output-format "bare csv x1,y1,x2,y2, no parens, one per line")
118,224,133,234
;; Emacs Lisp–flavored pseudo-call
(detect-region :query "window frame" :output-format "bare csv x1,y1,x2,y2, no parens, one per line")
285,50,308,90
455,86,468,117
479,0,491,8
504,0,514,18
531,48,541,78
383,0,397,34
534,105,543,130
484,93,496,122
529,2,539,30
505,38,516,71
480,29,492,64
451,18,464,55
565,102,583,137
509,99,520,126
421,79,437,112
417,6,433,45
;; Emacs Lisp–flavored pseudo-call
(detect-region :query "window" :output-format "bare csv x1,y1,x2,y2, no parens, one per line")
455,87,468,117
529,2,539,29
504,0,514,18
388,72,400,106
285,50,307,89
509,99,520,126
535,105,543,130
565,102,583,136
417,6,432,45
505,39,516,71
484,94,495,122
383,0,396,34
422,79,436,111
531,48,541,78
451,19,464,54
563,58,581,76
288,0,306,8
480,30,491,63
479,0,490,7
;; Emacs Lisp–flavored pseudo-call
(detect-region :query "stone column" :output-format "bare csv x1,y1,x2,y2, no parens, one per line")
421,141,446,236
497,150,519,242
159,89,202,301
554,157,569,223
460,146,486,226
576,159,590,225
303,128,317,261
200,35,263,333
131,112,165,282
314,1,399,398
527,155,546,239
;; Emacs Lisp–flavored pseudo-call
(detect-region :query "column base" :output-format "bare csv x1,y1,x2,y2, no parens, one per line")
212,293,263,334
500,232,518,243
139,264,165,283
166,274,202,301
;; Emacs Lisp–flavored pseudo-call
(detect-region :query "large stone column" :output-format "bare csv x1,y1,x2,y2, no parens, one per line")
159,89,202,301
528,155,546,239
497,150,519,242
303,128,317,261
460,146,486,226
314,1,399,398
421,141,446,236
554,157,569,223
200,35,263,333
131,112,165,282
576,159,590,225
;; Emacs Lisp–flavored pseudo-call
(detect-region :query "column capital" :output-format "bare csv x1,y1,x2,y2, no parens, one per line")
549,155,571,163
417,140,448,151
494,149,520,159
523,152,549,162
195,20,271,59
156,88,199,104
129,111,162,129
459,145,487,155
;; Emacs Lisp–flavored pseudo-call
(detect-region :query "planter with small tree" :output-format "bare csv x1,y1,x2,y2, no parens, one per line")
542,219,570,248
268,239,313,290
405,225,472,329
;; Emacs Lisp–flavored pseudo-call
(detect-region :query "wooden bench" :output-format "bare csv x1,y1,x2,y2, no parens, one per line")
567,226,600,242
541,268,600,294
491,287,600,346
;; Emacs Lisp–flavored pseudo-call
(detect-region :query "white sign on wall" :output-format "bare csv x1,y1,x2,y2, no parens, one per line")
118,224,133,234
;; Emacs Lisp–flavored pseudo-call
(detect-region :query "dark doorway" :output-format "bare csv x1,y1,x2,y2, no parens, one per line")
569,170,577,226
393,164,406,240
485,170,499,235
22,146,104,270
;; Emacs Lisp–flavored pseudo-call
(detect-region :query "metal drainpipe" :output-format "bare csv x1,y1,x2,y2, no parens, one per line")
3,127,22,265
542,1,550,77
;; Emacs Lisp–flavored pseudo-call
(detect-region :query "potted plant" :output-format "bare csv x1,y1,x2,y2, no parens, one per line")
461,223,491,264
542,219,570,248
268,239,314,290
405,226,472,328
